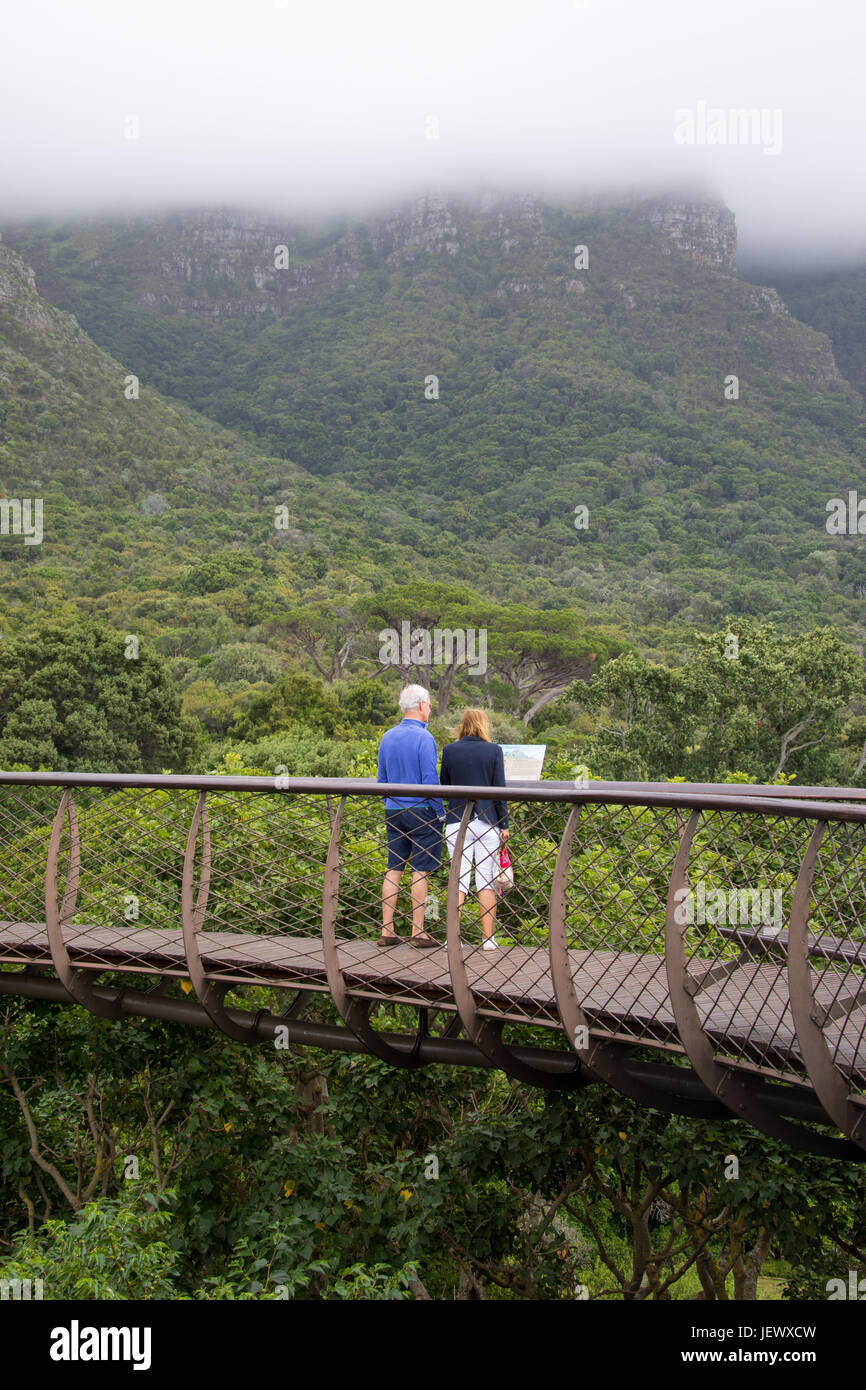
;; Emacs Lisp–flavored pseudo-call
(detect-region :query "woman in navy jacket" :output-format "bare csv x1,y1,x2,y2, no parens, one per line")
439,708,509,950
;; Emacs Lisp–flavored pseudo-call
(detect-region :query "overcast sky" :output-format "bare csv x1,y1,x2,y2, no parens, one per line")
1,0,863,266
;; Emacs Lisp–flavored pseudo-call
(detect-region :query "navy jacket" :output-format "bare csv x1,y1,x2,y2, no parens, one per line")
439,736,509,829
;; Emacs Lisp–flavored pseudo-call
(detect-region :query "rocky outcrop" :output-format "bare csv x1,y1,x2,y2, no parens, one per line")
642,199,737,271
0,242,54,332
360,194,461,259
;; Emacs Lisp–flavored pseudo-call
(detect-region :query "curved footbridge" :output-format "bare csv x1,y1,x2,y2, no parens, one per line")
3,772,866,1159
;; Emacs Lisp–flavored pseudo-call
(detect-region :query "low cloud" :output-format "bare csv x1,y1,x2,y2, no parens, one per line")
0,0,864,266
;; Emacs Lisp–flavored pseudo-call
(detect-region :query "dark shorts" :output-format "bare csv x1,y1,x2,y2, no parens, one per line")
385,806,443,873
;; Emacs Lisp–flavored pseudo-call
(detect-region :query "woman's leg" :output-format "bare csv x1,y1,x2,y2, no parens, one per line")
478,889,497,940
475,825,502,941
445,823,470,920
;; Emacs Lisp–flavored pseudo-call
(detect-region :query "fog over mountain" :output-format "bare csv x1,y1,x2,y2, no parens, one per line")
1,0,864,269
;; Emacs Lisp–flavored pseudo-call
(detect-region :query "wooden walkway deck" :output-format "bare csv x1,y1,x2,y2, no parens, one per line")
3,921,865,1082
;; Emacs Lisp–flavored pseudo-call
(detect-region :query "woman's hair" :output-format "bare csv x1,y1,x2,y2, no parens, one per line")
454,707,492,741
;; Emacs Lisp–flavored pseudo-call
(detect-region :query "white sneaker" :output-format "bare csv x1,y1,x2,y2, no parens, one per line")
482,937,498,951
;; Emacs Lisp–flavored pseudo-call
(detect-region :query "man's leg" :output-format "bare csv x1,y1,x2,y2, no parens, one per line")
382,868,403,935
382,810,412,938
410,871,429,936
408,805,443,940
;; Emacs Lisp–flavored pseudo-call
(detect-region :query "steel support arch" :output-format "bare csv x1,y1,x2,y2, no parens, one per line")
444,801,582,1090
786,820,866,1150
664,810,857,1159
45,788,129,1019
181,791,258,1043
320,795,429,1068
548,804,726,1119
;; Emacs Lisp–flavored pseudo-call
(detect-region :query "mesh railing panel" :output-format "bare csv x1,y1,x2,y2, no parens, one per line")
807,820,866,1091
334,795,450,1009
0,784,63,962
681,808,812,1082
562,803,681,1046
53,785,196,977
465,798,567,1026
191,790,332,990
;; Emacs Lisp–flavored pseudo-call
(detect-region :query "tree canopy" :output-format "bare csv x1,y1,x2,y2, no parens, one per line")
0,620,196,772
566,620,865,783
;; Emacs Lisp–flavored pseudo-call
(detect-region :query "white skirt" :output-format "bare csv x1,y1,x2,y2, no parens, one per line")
444,819,502,893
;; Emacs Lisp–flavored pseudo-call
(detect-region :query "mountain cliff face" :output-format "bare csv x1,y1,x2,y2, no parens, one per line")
2,192,841,411
748,261,866,402
3,193,741,325
643,201,737,270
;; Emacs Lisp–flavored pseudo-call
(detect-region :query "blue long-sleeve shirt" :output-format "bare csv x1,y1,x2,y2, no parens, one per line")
377,719,443,814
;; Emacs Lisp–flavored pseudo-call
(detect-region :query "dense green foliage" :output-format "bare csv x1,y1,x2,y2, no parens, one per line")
567,619,866,784
3,998,864,1301
0,619,196,771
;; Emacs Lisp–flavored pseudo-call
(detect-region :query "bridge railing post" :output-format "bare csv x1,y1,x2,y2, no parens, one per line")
662,803,856,1156
786,817,866,1150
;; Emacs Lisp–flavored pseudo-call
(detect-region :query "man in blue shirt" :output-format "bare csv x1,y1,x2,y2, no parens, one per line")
377,684,443,948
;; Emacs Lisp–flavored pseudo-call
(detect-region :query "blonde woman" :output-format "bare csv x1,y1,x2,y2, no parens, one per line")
439,708,509,950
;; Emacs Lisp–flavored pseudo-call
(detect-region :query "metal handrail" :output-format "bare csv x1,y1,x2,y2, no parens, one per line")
0,770,864,820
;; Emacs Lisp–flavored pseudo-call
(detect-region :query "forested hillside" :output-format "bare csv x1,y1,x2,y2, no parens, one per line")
745,259,866,402
6,194,866,645
0,238,424,645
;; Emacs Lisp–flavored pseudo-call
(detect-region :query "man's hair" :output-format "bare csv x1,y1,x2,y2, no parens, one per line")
453,707,492,741
399,684,430,714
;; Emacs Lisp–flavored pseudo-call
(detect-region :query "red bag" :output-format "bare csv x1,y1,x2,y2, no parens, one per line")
495,845,514,892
